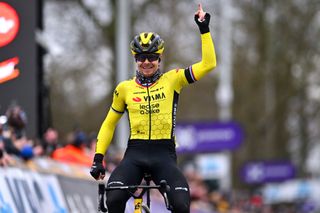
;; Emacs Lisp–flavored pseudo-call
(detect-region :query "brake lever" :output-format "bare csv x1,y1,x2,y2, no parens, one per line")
98,183,108,212
159,180,172,210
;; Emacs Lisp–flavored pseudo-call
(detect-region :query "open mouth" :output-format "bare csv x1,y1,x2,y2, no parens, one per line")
0,57,20,84
141,64,154,69
141,64,155,72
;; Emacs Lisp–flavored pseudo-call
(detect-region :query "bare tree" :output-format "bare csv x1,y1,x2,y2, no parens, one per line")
232,0,320,188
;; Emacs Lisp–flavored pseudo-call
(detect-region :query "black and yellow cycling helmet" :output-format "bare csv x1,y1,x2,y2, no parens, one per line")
130,32,164,55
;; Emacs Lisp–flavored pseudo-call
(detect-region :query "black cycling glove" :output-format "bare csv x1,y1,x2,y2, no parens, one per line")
194,13,211,34
90,153,105,180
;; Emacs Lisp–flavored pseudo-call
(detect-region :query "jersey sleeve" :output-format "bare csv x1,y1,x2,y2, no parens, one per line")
95,83,126,155
111,82,126,113
95,109,122,155
184,32,217,83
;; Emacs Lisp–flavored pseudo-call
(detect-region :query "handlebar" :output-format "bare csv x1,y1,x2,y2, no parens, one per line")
98,180,172,212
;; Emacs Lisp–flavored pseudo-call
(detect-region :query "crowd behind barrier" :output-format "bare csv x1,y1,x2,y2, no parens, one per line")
1,104,319,213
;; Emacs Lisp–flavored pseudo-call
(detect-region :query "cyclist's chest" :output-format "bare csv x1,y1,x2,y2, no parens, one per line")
125,81,175,114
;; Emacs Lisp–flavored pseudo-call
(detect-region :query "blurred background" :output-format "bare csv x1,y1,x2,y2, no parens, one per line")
1,0,320,212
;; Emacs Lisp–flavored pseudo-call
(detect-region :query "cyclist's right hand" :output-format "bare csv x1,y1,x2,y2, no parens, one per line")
90,153,106,180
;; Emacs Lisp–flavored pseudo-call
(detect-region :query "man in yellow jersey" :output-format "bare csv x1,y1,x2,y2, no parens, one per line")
90,4,216,213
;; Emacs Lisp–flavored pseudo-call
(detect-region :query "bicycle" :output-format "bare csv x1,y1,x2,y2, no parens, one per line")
98,174,172,213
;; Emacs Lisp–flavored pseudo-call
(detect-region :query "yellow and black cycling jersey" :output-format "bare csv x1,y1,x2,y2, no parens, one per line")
96,32,216,155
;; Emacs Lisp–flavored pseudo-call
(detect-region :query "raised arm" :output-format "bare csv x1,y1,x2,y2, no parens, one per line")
187,4,217,81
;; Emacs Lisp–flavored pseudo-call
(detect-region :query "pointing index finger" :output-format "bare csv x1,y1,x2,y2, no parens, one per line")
198,3,203,12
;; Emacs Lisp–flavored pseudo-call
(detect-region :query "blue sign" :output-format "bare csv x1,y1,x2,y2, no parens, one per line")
241,161,296,184
175,121,244,153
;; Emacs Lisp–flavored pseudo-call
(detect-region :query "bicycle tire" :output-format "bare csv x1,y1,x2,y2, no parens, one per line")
141,203,150,213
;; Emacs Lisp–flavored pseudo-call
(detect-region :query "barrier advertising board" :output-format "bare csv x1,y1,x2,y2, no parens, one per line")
176,121,244,153
241,161,296,184
0,168,68,213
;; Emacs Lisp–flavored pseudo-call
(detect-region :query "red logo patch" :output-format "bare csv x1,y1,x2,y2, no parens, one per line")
0,57,20,84
132,97,141,102
0,2,20,47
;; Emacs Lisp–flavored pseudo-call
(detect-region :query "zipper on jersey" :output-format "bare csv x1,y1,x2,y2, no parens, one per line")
146,85,152,140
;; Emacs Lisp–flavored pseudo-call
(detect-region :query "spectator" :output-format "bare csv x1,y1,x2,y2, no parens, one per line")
52,131,92,167
41,127,59,156
2,124,23,156
182,162,216,212
249,191,263,210
6,104,27,136
209,191,230,213
0,115,42,161
9,133,42,160
1,105,43,160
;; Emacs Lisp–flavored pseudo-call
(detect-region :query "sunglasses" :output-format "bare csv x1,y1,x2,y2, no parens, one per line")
135,54,160,62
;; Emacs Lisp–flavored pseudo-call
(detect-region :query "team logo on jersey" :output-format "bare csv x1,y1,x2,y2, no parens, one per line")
143,92,166,102
114,89,119,97
132,97,141,102
140,103,160,114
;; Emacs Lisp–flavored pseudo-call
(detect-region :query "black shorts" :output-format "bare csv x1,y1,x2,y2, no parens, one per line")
106,140,190,213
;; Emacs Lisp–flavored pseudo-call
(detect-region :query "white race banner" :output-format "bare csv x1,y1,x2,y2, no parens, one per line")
0,167,69,213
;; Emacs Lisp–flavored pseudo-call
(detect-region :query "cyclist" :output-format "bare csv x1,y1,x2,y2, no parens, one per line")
90,4,216,213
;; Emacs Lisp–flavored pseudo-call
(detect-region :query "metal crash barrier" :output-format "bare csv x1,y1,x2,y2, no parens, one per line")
0,157,98,213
